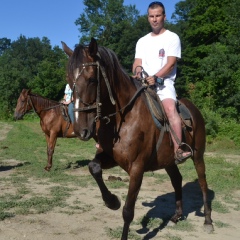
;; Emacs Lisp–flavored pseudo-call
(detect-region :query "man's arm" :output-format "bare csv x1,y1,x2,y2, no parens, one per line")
146,56,177,86
154,56,177,78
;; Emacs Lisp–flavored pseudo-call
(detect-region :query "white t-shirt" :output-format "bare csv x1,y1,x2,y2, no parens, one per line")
64,84,72,102
135,30,181,81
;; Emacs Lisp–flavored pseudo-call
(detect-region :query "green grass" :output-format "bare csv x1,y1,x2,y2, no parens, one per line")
163,234,182,240
214,220,231,228
105,226,141,240
0,120,97,217
1,120,240,237
168,219,195,232
178,156,240,194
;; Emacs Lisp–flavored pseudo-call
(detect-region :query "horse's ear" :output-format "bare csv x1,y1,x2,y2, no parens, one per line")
61,41,73,57
88,38,98,58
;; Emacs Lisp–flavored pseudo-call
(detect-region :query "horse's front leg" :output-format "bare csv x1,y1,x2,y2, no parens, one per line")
165,165,183,224
44,133,57,171
88,154,121,210
121,167,144,240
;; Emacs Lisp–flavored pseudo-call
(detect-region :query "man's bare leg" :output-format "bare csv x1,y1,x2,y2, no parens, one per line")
162,99,191,163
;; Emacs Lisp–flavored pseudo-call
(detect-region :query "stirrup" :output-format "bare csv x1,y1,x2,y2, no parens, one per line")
174,148,192,165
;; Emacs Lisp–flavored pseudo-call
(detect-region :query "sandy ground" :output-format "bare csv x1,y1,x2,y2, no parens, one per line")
0,122,240,240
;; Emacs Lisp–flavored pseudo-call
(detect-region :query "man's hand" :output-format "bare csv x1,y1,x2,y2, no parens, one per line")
146,76,155,85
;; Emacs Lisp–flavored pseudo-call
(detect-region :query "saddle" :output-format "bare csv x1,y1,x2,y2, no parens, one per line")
60,104,72,137
60,104,71,122
144,87,193,132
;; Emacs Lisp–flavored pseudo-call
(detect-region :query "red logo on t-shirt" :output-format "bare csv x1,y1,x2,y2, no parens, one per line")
159,48,165,58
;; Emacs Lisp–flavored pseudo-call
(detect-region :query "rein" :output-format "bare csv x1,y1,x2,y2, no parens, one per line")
72,60,147,124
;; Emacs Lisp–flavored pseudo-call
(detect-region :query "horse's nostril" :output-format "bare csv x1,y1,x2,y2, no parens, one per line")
80,129,88,138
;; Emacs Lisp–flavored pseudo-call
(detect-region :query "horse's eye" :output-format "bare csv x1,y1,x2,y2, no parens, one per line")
89,77,97,83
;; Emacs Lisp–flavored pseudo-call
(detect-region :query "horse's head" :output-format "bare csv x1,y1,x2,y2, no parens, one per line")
62,38,131,141
62,38,99,140
14,89,32,120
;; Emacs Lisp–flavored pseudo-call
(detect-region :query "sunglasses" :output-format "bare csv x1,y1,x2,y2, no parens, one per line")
148,1,164,8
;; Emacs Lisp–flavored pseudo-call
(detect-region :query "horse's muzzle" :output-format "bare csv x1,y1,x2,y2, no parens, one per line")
14,113,24,120
75,128,92,141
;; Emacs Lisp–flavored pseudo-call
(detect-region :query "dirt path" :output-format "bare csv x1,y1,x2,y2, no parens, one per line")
0,123,240,239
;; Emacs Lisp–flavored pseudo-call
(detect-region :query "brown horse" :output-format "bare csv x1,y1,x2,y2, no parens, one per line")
14,89,76,171
62,38,213,240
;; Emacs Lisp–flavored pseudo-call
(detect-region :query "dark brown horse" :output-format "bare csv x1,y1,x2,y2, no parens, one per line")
62,38,213,240
14,89,76,171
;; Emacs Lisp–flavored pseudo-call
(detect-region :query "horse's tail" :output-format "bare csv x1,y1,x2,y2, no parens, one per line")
178,98,206,156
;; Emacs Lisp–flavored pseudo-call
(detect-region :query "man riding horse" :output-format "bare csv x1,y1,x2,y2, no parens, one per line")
132,2,192,164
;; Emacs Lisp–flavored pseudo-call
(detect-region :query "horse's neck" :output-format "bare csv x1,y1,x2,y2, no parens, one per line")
114,76,138,106
30,95,52,113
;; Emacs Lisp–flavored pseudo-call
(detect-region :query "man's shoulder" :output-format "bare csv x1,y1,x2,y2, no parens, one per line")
165,30,179,39
138,33,151,42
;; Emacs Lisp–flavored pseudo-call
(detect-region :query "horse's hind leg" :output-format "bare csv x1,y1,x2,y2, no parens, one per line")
194,154,214,232
165,165,183,224
88,155,121,210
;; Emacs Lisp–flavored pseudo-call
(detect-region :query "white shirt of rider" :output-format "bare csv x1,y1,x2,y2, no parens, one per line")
135,30,181,80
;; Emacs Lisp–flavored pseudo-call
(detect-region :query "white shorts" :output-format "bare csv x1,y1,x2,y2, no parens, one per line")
156,79,177,101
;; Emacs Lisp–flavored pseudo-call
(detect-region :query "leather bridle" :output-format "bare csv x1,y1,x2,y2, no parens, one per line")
71,60,147,124
71,61,115,123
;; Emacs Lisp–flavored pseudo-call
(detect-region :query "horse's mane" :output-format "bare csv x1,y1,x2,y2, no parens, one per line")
68,44,131,87
97,46,130,85
29,92,59,108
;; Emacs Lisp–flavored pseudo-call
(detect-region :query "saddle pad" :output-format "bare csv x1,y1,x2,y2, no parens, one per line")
144,88,192,130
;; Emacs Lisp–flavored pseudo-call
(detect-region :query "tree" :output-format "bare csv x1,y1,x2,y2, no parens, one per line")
0,38,11,55
0,36,67,119
75,0,142,72
172,0,240,114
31,46,68,100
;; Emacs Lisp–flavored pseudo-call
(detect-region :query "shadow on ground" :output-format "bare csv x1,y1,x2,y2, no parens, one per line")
137,180,215,239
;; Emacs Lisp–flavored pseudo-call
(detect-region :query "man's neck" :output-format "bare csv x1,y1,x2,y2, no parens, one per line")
151,28,166,36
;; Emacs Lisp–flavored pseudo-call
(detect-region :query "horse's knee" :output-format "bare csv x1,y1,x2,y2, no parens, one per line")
88,161,102,177
47,148,54,155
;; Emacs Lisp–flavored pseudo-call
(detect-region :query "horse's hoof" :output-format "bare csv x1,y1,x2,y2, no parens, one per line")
44,167,51,172
203,223,214,233
105,194,121,210
167,221,176,227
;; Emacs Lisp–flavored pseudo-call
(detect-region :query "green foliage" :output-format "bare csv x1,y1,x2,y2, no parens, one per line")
0,38,11,55
175,0,240,119
201,107,221,138
75,0,150,72
217,119,240,146
0,36,67,120
1,0,240,139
